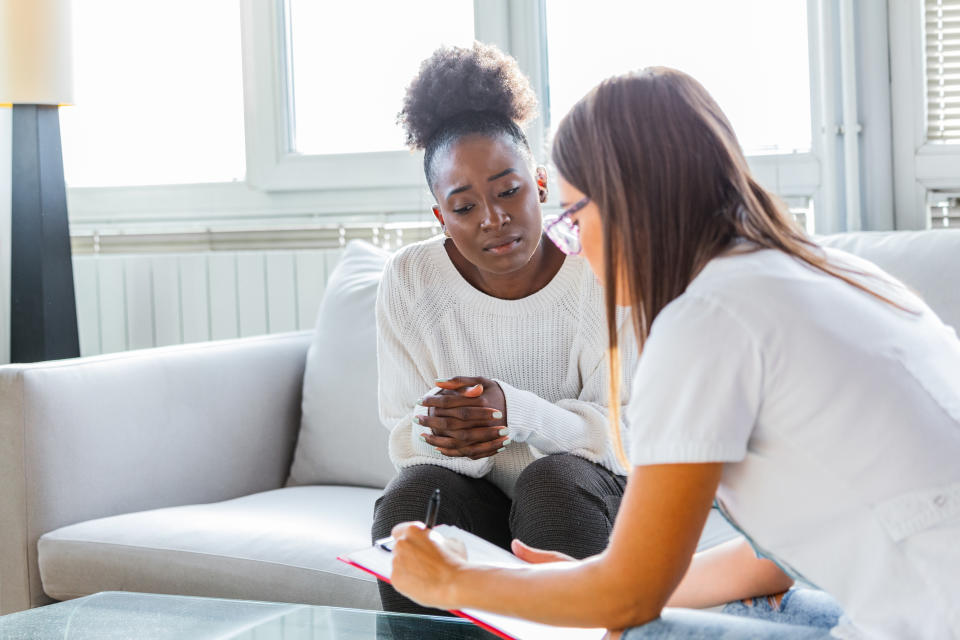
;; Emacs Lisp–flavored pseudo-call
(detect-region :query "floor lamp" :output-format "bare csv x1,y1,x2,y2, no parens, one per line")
1,0,80,363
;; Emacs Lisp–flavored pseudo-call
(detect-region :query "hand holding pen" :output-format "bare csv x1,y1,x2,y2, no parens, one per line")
377,488,441,552
390,489,470,611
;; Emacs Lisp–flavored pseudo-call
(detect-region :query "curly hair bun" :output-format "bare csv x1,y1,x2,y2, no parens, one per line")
398,42,538,150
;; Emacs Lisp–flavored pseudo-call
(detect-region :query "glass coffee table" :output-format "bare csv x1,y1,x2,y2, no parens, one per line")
0,591,498,639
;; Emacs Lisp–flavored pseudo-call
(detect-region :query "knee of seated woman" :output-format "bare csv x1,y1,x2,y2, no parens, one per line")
514,453,592,493
377,465,477,514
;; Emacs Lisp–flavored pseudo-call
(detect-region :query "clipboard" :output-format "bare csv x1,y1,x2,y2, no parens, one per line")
338,525,606,640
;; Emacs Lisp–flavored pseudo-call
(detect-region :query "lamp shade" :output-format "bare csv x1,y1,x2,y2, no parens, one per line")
0,0,74,105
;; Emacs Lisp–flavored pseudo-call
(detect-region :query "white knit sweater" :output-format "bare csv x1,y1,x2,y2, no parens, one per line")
376,235,637,497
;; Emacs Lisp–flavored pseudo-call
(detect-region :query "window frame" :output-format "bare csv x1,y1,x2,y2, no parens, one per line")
527,0,826,229
67,0,851,236
240,0,431,192
890,0,960,229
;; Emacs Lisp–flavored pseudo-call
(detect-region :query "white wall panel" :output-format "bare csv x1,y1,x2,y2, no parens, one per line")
124,258,155,351
208,253,239,341
294,250,327,331
236,252,268,337
96,256,127,354
152,255,182,347
179,253,211,345
73,258,100,357
72,247,348,356
265,252,297,333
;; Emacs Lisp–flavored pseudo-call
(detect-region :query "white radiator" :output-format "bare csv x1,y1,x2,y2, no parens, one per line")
71,249,344,357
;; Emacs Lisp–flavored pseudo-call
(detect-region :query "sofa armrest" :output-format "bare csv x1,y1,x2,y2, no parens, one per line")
0,330,311,613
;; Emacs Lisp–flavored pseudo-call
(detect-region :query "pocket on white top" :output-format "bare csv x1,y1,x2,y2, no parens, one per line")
873,481,960,542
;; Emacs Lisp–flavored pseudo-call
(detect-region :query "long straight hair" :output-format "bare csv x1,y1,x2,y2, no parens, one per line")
552,67,907,466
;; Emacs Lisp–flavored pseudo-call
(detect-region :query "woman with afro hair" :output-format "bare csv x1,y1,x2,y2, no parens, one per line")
371,42,734,615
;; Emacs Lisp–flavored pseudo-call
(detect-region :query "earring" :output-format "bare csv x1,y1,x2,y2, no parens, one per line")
537,179,548,203
536,166,548,189
442,225,452,238
536,167,549,202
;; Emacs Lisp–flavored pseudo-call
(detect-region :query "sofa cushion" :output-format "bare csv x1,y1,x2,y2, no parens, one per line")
287,240,396,489
37,486,382,609
818,230,960,332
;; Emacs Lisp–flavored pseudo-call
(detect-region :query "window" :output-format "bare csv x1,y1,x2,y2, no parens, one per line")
242,0,481,191
287,0,474,155
923,0,960,228
891,0,960,229
59,0,246,188
542,0,820,233
64,0,889,234
928,191,960,227
544,0,812,155
925,0,960,143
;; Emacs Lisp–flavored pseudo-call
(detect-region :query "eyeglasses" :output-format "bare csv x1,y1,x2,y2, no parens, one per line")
544,196,589,255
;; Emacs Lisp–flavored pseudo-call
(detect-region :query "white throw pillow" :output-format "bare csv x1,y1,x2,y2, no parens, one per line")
287,240,396,488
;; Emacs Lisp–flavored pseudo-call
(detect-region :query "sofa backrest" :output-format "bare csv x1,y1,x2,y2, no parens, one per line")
286,231,960,490
818,230,960,332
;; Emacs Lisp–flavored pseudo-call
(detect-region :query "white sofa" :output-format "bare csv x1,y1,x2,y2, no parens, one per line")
1,230,958,615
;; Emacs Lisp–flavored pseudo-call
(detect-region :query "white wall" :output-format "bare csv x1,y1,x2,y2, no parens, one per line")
0,108,11,365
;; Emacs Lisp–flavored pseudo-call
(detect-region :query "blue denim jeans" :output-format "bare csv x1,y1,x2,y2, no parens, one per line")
621,588,844,639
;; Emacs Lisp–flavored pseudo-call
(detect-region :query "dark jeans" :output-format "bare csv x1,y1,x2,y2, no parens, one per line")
371,453,627,615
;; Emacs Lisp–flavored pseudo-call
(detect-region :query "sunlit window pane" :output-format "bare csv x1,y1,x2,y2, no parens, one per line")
288,0,475,155
546,0,812,155
60,0,246,187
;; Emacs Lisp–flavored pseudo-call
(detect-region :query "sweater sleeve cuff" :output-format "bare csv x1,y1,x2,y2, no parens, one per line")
496,379,582,452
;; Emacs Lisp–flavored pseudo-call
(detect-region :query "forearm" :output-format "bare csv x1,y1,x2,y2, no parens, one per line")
451,554,663,630
497,380,626,474
390,464,722,629
666,537,794,609
443,464,724,628
377,303,495,476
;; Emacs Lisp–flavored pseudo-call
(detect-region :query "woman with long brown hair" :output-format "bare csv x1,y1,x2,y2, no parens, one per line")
386,67,960,639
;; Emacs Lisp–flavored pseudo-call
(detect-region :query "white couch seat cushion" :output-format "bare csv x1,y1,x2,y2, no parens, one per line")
37,486,382,609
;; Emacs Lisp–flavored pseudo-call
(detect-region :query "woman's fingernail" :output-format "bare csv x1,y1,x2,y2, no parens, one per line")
503,438,512,446
419,434,427,442
434,447,442,453
498,427,509,436
435,377,455,383
496,447,506,453
492,410,503,419
412,416,421,425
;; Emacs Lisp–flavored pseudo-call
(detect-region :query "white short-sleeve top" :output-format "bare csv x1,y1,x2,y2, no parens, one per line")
626,245,960,640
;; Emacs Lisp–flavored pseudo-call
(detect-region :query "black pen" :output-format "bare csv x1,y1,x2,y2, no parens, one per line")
425,488,441,529
376,488,441,552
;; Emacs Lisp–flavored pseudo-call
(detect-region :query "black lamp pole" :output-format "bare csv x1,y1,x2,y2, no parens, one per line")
9,104,79,362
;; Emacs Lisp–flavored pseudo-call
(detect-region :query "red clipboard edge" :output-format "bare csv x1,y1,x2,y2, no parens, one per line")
336,555,517,640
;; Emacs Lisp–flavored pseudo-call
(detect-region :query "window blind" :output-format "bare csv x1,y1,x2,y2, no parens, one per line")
926,0,960,142
928,191,960,228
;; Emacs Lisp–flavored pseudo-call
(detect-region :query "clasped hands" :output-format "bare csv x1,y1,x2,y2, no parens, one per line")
415,375,509,460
